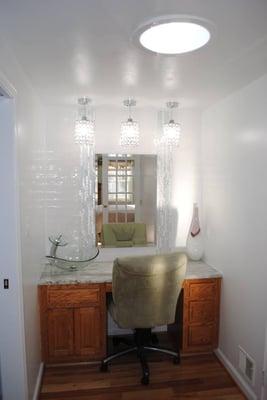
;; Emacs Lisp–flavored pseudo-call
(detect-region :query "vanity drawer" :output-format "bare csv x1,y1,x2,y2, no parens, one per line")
188,324,215,347
188,281,216,300
188,300,215,324
47,287,100,308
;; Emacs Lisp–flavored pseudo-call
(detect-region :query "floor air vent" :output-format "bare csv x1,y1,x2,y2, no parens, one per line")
238,346,255,385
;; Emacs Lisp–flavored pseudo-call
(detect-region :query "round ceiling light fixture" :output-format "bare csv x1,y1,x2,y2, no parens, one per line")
136,16,212,55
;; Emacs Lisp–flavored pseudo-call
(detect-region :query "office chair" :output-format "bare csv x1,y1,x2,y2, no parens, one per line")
100,252,187,385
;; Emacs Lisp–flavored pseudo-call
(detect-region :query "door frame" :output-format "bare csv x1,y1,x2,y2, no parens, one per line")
0,70,28,399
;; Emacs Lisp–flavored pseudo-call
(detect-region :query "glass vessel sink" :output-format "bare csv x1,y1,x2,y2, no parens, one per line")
46,234,99,271
46,253,99,271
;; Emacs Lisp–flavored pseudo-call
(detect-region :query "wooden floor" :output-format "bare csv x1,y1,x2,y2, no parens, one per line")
39,353,246,399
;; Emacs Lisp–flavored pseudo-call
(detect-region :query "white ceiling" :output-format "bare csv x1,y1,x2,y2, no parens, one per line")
0,0,267,108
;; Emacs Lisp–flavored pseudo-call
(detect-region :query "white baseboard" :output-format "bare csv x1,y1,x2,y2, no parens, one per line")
32,362,44,400
215,349,257,400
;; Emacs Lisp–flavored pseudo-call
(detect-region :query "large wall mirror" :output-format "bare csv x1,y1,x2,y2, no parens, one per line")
96,154,157,247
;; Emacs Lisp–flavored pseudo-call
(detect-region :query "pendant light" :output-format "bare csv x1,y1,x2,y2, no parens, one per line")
74,97,95,145
120,98,140,147
162,101,181,146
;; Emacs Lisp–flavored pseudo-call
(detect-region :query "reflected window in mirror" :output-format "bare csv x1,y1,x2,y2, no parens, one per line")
95,154,157,247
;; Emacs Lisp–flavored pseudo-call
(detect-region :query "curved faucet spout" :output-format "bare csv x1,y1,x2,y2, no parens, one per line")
48,234,68,258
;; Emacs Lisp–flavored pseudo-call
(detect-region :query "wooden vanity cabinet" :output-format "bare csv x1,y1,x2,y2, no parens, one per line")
39,277,221,363
181,278,221,353
39,284,107,363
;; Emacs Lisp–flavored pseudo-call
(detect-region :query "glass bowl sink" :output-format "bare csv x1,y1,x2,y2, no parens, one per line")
46,248,100,271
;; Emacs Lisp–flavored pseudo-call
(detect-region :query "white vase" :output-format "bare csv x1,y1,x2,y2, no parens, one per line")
186,203,204,261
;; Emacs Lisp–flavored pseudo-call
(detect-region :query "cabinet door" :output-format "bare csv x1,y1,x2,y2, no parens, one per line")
74,307,103,357
48,309,74,358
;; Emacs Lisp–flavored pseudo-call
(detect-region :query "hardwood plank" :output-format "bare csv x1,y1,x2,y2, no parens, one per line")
39,354,246,400
122,387,173,400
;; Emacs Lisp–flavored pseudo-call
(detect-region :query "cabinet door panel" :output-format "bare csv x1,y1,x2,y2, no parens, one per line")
74,307,102,356
48,309,74,357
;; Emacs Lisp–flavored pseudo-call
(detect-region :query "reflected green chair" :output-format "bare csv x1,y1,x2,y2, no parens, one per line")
102,223,147,247
100,252,187,385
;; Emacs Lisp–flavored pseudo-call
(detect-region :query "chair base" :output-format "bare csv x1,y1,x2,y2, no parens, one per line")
100,329,180,385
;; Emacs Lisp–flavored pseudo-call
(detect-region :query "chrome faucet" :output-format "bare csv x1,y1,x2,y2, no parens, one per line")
49,234,68,258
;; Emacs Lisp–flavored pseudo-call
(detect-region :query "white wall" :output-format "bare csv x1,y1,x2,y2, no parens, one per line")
202,73,267,398
44,104,202,250
0,34,46,399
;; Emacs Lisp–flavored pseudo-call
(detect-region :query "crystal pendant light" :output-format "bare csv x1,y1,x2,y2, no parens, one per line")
74,97,95,145
162,102,181,146
120,99,140,147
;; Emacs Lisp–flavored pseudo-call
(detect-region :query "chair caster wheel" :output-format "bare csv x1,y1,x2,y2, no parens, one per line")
100,362,108,372
141,375,149,385
173,356,180,365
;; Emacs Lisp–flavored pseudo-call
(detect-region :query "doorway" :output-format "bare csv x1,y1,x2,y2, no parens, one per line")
0,85,27,399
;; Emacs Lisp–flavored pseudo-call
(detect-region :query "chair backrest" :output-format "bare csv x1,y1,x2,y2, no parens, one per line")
112,252,187,329
102,223,147,247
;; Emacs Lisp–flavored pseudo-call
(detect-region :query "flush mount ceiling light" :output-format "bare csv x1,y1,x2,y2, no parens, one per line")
136,16,211,55
74,97,95,145
120,99,140,147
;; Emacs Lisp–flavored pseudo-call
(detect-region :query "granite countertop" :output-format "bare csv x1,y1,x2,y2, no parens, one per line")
39,259,222,285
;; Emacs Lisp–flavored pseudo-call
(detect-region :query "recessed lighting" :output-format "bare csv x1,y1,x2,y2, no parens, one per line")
138,20,211,55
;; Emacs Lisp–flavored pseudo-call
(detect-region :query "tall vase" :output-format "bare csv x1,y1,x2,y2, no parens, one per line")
186,203,204,261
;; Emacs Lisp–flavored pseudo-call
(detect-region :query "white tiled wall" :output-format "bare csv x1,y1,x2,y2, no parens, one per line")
44,104,202,251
